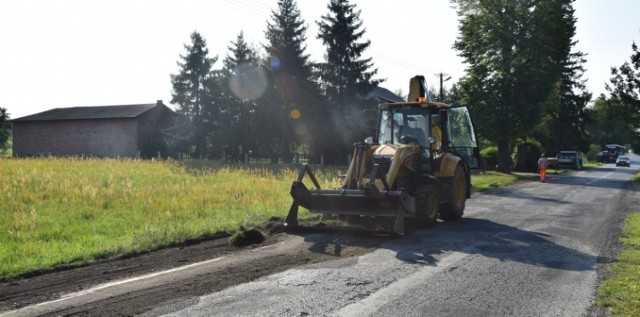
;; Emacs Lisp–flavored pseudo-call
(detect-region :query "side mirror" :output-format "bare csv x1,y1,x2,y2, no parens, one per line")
364,136,374,145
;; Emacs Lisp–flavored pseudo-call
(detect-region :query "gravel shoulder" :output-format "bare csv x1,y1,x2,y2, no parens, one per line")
0,223,389,316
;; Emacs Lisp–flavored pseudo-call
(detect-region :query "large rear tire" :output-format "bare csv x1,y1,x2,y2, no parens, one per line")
439,164,466,220
413,184,439,227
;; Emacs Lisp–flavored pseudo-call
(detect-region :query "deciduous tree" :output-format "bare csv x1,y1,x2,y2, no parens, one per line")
537,50,591,154
452,0,575,171
606,41,640,153
585,96,632,149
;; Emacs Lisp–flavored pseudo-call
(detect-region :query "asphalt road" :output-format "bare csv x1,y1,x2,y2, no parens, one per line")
143,157,640,317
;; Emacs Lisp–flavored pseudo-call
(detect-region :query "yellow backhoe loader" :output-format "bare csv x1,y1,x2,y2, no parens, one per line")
285,75,480,234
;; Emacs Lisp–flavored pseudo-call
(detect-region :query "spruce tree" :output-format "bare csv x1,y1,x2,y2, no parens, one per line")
316,0,383,161
221,32,264,161
264,0,325,163
170,31,217,158
317,0,382,105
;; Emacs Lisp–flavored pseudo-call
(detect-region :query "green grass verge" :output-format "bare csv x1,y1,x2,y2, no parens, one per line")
0,157,346,278
598,212,640,316
597,172,640,316
0,157,538,279
471,170,535,191
583,161,604,168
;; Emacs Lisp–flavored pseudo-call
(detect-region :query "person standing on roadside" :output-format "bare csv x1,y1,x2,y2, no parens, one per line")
538,153,549,182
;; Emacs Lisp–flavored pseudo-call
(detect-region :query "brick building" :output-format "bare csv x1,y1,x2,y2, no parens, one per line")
11,101,174,158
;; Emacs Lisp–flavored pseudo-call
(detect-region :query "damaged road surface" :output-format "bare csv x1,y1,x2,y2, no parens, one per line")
1,163,639,316
0,230,385,317
145,165,639,317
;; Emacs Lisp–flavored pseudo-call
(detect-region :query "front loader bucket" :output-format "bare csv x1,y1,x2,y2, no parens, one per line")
284,164,415,235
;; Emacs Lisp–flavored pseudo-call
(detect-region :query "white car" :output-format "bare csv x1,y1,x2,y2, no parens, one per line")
616,155,631,167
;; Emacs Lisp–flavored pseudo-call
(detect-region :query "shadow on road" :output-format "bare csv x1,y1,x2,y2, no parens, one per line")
541,165,639,190
290,164,639,273
291,217,596,273
397,218,595,271
481,187,572,204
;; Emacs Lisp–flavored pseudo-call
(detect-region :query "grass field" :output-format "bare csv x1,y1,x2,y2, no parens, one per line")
0,157,526,279
597,172,640,316
0,158,348,278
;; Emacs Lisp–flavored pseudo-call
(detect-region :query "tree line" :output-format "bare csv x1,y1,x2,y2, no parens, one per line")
167,0,381,164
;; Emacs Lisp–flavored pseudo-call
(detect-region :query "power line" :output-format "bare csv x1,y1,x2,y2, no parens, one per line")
371,49,441,76
222,0,270,20
244,0,274,12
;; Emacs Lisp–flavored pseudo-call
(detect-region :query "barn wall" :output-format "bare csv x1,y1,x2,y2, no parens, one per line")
12,118,139,157
137,105,174,158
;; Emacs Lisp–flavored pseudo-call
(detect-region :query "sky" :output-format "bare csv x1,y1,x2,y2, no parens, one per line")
1,0,639,119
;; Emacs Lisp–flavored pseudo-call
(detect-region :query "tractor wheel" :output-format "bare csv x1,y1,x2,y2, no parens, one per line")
413,184,439,228
439,164,466,220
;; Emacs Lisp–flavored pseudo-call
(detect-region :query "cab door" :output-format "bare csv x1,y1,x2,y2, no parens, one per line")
444,106,480,169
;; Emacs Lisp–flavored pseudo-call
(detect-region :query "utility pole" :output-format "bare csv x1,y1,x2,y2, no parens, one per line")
436,73,451,101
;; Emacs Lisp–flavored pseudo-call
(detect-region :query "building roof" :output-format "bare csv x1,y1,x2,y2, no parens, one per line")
370,86,405,103
12,101,170,122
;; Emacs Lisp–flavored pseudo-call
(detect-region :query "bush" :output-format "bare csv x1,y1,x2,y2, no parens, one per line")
480,146,498,171
587,144,602,162
480,146,498,157
513,139,543,172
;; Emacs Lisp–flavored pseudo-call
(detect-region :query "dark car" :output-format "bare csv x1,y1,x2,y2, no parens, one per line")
557,151,583,169
616,155,631,167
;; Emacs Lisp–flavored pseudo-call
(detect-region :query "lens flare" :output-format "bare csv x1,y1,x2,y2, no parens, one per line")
290,108,301,120
270,57,281,71
228,63,268,101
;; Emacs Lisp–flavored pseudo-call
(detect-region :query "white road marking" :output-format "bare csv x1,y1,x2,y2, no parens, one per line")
336,250,471,317
0,243,280,317
585,171,614,185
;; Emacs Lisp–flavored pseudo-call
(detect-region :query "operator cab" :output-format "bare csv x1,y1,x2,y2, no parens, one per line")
375,103,480,171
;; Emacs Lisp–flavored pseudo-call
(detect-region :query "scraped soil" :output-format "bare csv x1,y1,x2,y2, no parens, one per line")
0,220,393,316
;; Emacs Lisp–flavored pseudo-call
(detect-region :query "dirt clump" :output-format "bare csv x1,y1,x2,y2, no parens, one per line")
229,228,266,247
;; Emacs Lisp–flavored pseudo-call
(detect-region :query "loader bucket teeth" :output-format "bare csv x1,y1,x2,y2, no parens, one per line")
288,164,416,235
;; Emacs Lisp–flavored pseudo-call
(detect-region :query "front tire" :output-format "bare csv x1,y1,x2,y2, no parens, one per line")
413,184,439,228
439,164,467,220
